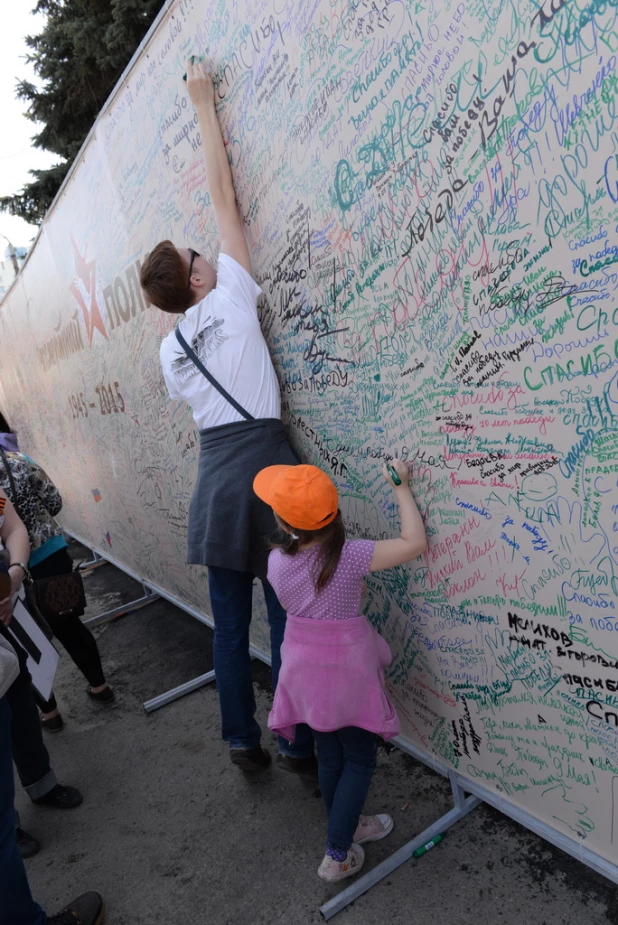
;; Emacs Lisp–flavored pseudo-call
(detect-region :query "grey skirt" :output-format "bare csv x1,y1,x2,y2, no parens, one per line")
187,417,299,579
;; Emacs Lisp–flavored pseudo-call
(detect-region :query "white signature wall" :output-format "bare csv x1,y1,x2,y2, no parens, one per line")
2,0,618,864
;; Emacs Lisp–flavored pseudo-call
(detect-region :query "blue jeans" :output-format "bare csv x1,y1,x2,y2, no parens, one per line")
313,727,377,851
0,628,56,801
0,696,46,925
208,566,314,758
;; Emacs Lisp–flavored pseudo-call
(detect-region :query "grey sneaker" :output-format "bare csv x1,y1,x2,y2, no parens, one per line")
353,813,394,844
47,891,104,925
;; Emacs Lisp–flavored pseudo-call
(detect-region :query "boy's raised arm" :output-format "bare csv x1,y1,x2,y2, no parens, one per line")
186,60,251,274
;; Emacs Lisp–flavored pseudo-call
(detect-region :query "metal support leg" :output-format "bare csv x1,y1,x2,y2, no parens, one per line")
78,551,106,572
143,650,270,714
320,775,481,920
84,584,160,628
143,670,217,713
451,772,469,809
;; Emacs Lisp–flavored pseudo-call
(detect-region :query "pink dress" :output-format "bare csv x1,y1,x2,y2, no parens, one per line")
267,540,400,742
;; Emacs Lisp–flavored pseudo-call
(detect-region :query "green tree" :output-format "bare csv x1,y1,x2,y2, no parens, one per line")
0,0,162,225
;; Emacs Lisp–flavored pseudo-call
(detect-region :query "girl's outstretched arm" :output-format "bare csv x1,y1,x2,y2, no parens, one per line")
370,459,428,572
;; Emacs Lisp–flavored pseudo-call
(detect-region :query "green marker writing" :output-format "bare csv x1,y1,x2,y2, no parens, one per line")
412,833,445,858
387,464,402,486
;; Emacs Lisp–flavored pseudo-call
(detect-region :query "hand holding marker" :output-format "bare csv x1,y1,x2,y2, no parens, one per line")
387,463,402,486
385,458,407,487
183,55,206,81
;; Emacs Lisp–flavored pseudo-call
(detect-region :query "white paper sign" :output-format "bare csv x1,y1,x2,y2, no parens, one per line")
7,597,59,702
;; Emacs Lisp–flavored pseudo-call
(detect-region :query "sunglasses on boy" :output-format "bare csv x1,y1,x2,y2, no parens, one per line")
187,248,200,290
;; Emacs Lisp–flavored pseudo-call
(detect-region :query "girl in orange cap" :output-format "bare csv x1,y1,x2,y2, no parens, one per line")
254,459,427,882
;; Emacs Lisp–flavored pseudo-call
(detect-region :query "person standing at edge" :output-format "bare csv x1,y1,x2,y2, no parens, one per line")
0,444,114,733
140,60,315,777
0,488,84,862
0,635,104,925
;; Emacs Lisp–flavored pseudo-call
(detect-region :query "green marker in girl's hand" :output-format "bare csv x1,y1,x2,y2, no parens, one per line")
183,55,206,81
386,463,401,486
387,464,402,486
385,459,407,487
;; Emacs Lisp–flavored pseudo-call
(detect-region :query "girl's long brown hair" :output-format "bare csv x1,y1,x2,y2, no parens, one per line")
272,510,346,591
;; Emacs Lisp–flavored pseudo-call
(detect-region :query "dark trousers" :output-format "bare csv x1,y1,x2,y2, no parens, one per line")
313,727,378,851
208,566,314,757
0,632,56,801
30,548,105,713
0,696,46,925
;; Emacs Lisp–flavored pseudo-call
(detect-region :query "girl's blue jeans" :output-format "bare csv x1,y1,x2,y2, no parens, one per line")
313,726,378,852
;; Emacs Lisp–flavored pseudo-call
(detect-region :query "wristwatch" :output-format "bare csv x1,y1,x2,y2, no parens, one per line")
8,562,29,579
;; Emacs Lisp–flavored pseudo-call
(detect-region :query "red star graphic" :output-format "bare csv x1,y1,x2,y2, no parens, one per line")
69,236,108,346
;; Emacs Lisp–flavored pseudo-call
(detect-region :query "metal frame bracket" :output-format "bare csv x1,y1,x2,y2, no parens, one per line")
143,670,217,713
83,584,159,628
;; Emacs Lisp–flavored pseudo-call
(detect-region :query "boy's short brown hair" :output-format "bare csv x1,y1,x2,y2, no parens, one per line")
140,240,193,314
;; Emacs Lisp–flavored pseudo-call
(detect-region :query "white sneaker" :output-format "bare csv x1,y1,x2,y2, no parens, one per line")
353,813,394,844
317,843,365,882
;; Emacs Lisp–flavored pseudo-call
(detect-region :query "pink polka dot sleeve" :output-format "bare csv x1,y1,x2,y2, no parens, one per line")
345,540,375,578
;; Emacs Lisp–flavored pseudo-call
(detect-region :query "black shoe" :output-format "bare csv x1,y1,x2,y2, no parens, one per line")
16,827,41,859
87,685,115,704
41,713,64,733
276,753,319,783
33,784,83,809
230,746,272,771
48,891,104,925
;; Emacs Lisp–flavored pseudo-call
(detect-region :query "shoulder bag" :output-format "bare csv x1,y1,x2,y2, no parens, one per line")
0,448,86,623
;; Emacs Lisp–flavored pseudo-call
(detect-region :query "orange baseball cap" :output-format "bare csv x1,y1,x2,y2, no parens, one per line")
253,464,339,531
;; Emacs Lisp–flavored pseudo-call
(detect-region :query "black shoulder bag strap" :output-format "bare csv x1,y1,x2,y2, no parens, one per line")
174,327,254,422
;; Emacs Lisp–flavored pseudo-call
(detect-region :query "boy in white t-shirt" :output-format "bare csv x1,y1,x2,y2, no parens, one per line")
140,61,315,779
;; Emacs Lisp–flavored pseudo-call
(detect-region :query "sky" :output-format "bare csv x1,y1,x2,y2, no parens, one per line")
0,6,57,249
